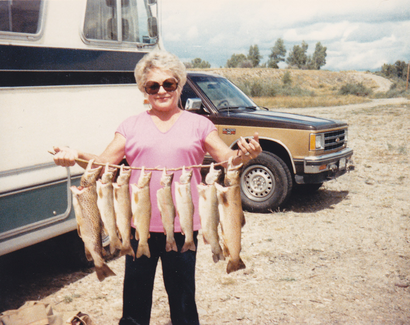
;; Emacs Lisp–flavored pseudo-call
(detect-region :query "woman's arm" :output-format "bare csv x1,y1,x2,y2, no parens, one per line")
53,133,126,169
204,131,262,166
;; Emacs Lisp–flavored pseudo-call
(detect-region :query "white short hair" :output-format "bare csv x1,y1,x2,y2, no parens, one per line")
134,51,187,93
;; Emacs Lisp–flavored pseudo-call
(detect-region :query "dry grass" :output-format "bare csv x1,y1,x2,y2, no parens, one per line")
201,68,381,108
253,95,370,109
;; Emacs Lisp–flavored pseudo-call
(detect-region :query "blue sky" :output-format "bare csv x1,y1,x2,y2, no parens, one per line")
160,0,410,71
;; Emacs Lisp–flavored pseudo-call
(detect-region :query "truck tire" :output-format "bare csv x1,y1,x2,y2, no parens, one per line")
240,152,292,213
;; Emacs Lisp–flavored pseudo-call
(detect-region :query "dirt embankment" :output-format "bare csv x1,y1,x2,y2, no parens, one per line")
205,68,391,93
1,98,409,324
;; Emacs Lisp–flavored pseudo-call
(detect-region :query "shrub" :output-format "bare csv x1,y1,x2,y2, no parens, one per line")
338,83,373,97
282,71,292,85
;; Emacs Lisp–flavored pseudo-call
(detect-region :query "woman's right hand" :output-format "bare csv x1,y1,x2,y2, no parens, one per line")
53,146,78,167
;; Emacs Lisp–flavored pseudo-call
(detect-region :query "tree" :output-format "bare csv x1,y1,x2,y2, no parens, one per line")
247,45,263,67
286,41,308,69
226,53,247,68
394,60,407,79
268,38,286,68
309,42,327,70
190,58,211,69
380,60,408,80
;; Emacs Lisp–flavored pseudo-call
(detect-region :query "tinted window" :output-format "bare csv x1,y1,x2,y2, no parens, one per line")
180,83,200,109
0,0,42,34
83,0,156,44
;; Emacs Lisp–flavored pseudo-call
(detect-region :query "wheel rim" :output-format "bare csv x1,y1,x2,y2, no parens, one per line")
241,165,275,202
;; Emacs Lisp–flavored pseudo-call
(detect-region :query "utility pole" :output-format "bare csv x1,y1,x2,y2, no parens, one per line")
407,61,410,91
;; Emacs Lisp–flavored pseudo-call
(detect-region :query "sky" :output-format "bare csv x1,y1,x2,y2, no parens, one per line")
159,0,410,71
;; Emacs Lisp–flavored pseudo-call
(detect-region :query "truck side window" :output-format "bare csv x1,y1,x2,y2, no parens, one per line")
180,83,199,109
83,0,155,44
0,0,42,34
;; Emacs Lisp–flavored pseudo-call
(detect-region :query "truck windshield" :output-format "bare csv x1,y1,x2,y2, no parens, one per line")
191,75,257,111
83,0,158,45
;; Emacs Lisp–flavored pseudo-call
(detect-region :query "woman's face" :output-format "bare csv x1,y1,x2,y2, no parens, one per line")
145,68,181,113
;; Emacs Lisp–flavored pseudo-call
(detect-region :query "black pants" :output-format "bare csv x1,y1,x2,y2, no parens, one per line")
119,230,199,325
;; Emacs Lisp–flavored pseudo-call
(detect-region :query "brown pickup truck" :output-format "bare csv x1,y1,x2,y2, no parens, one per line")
182,71,354,212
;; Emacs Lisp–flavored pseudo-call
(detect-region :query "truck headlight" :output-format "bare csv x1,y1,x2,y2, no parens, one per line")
310,133,324,150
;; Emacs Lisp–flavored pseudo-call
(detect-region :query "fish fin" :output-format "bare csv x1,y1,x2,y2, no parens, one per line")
136,243,151,258
221,240,230,257
76,225,82,238
95,263,116,282
110,236,122,254
120,245,135,260
241,212,246,227
84,247,93,262
226,258,246,274
166,240,178,252
97,183,103,199
181,241,196,253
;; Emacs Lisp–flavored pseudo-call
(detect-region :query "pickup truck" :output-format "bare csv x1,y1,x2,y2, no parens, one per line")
182,71,354,212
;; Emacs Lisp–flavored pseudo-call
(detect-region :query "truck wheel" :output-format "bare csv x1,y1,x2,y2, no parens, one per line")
240,152,292,213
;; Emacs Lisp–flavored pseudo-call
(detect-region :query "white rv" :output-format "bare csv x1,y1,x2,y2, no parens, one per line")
0,0,161,256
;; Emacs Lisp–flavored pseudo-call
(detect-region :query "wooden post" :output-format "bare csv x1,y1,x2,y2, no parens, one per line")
407,61,410,91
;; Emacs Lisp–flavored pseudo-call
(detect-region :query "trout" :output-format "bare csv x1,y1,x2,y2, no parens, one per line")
113,164,134,258
157,168,177,252
71,185,116,281
96,163,122,254
215,158,246,274
197,163,223,262
131,167,152,258
175,166,196,253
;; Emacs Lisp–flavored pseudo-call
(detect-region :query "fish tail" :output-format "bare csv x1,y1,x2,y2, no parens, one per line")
226,257,246,274
95,263,116,282
166,240,178,252
120,244,135,259
181,241,196,253
136,243,151,258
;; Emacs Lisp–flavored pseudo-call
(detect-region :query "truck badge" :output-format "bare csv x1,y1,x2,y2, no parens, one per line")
223,128,236,135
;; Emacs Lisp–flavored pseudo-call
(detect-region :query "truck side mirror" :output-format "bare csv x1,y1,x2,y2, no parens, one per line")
185,98,203,112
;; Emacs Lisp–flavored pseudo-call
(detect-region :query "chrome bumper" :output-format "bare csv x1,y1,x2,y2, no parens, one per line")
304,147,354,174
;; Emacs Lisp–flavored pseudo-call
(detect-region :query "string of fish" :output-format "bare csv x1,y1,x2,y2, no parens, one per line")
67,156,246,281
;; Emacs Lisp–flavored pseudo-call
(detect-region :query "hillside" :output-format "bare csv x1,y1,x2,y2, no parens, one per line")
202,68,390,93
191,68,394,108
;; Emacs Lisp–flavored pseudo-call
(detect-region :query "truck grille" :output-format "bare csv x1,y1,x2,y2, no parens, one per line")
325,129,346,151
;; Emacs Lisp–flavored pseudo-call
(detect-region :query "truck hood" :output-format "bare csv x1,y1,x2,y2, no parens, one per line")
208,108,347,131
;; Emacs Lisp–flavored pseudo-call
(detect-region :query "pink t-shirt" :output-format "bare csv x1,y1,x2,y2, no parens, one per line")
116,110,217,232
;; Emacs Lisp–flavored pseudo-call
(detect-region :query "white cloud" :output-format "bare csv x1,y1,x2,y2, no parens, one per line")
160,0,410,70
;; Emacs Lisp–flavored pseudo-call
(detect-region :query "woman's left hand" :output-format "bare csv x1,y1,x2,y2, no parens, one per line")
237,132,262,162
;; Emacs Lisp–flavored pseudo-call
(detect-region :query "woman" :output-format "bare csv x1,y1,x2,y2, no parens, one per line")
53,51,261,325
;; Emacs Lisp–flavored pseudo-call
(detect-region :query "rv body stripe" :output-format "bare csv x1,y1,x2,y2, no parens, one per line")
0,44,145,71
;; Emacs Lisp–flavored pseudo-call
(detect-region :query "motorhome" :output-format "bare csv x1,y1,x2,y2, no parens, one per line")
0,0,160,256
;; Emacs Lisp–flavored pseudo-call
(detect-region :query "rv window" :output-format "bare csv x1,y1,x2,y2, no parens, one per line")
83,0,157,44
0,0,42,34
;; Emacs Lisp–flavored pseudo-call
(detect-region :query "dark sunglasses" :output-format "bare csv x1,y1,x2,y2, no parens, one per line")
144,78,179,95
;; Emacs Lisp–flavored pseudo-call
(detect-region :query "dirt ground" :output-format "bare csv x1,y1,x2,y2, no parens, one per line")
2,97,410,324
